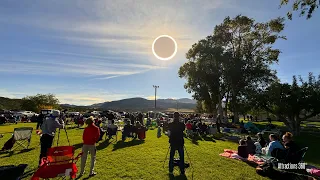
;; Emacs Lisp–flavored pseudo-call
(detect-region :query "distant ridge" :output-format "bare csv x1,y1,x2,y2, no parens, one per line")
0,96,196,112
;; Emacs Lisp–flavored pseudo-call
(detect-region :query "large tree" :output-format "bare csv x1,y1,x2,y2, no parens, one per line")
280,0,319,19
179,35,227,116
253,73,320,135
212,15,285,122
179,16,285,121
21,94,60,112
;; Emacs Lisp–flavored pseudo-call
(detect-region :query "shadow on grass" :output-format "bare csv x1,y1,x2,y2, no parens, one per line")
112,139,144,151
73,143,83,150
21,168,37,179
202,136,216,143
169,174,188,180
1,148,35,157
97,139,112,150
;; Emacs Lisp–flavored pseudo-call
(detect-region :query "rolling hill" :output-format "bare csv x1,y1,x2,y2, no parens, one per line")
91,98,196,112
0,97,196,112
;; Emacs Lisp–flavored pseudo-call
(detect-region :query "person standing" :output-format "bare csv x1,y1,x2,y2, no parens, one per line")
168,112,185,176
138,113,143,125
79,117,100,177
39,110,64,165
37,113,44,130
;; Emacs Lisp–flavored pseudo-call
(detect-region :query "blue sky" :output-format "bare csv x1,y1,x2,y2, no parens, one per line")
0,0,319,105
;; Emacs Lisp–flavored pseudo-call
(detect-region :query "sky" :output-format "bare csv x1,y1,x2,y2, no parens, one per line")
0,0,319,105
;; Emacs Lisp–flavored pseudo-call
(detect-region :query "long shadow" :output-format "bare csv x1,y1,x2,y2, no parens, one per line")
96,139,112,150
112,139,144,151
16,148,35,154
73,143,83,150
169,174,188,180
244,160,259,168
1,148,34,157
0,151,14,157
191,139,199,145
202,136,216,143
20,168,37,179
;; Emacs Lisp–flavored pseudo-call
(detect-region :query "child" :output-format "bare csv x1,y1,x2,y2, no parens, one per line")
238,139,248,159
157,126,161,138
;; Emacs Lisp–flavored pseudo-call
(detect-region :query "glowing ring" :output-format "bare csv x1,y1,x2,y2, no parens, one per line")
152,35,177,61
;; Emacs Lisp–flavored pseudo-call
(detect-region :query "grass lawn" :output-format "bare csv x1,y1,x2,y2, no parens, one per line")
0,123,269,180
1,122,319,180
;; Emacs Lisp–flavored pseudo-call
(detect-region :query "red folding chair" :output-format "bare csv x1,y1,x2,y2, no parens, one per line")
32,128,82,180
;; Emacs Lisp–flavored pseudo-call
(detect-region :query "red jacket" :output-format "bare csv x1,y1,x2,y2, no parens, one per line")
83,124,100,145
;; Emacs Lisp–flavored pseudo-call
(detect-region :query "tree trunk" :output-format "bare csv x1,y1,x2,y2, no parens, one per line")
217,97,224,122
224,93,229,117
284,116,301,136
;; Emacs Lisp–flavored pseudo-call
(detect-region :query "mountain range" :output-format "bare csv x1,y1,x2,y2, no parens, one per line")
61,98,196,111
37,97,196,112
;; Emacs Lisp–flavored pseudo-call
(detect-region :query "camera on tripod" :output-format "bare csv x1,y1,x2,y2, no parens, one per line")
173,158,190,169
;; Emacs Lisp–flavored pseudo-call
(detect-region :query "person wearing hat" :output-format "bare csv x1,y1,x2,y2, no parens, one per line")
39,110,64,165
79,117,100,177
168,112,185,176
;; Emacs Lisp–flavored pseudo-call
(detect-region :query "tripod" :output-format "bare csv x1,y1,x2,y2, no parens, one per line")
163,146,194,179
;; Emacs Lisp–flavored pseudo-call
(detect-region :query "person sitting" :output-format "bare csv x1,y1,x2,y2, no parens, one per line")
122,121,136,140
135,121,142,129
200,123,208,135
95,120,104,142
185,121,193,136
262,134,284,156
238,139,248,159
107,120,118,139
282,132,300,163
257,133,266,147
245,136,256,154
146,117,151,127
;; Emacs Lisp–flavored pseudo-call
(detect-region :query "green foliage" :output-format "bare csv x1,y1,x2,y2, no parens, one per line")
0,97,22,110
179,15,285,120
281,0,319,19
21,94,60,112
253,73,320,135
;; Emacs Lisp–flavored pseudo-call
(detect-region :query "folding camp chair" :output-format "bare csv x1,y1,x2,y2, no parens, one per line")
32,128,82,180
13,127,33,150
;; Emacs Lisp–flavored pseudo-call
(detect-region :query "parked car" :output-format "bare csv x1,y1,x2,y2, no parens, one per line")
41,109,53,116
14,111,38,118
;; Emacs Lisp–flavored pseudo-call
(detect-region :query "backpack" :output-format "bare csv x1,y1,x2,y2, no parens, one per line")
256,162,274,177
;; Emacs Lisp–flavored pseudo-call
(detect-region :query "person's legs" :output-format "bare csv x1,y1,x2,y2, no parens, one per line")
39,134,54,165
80,145,89,175
169,146,176,173
89,145,97,175
177,146,185,174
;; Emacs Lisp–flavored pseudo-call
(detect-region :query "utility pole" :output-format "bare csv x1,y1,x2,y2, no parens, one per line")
153,85,159,109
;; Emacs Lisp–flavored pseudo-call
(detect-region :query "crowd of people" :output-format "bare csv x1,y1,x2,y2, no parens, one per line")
236,132,301,164
36,110,150,177
1,109,308,178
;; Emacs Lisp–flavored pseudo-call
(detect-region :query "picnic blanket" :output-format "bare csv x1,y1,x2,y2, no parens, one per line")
219,149,265,165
